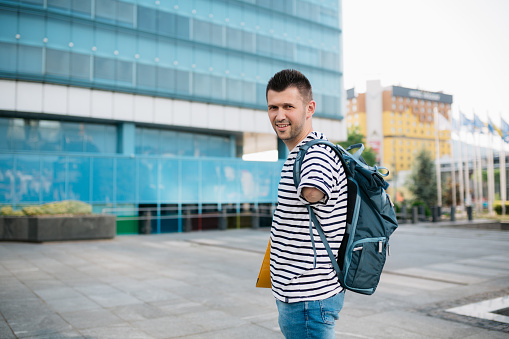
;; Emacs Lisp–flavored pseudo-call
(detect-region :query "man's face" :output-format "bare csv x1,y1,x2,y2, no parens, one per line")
267,86,315,150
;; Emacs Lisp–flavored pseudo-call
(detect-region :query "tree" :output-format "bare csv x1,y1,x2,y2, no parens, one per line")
336,127,377,166
406,148,437,210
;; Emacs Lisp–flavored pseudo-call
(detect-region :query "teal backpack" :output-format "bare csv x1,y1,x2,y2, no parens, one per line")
293,140,398,295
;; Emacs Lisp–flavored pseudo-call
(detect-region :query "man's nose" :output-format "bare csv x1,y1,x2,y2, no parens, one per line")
275,108,286,121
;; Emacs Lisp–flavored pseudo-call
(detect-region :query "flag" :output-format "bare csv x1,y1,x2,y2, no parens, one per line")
460,112,473,132
487,117,496,134
452,117,460,131
502,118,509,143
473,114,485,132
436,112,451,130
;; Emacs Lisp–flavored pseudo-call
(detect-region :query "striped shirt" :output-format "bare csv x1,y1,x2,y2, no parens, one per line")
270,131,348,303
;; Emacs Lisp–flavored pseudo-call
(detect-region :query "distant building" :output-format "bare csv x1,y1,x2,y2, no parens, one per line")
0,0,345,233
346,81,453,179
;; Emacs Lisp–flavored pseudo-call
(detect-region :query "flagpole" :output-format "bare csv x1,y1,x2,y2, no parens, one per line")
461,113,472,209
500,114,507,215
448,111,456,209
434,107,442,208
476,129,483,214
487,126,495,216
456,123,465,212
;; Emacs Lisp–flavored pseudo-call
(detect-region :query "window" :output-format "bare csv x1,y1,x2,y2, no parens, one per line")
46,48,70,77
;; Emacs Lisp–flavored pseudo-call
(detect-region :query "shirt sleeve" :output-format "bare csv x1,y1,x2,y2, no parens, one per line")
296,144,337,205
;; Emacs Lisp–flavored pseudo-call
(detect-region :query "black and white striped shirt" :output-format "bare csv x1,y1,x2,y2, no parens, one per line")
270,131,348,303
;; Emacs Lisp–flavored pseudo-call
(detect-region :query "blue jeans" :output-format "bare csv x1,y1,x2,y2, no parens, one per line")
275,292,345,339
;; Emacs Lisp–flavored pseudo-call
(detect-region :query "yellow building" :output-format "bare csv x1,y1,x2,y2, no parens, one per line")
346,82,452,181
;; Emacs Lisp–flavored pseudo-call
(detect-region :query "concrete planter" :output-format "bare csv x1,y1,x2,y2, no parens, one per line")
0,215,116,242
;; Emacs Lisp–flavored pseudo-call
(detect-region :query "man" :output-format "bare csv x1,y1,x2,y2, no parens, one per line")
266,69,348,338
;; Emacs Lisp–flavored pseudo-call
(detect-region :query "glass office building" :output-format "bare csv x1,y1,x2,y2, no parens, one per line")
0,0,345,233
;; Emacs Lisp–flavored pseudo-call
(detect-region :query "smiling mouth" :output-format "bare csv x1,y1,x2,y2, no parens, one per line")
276,123,289,128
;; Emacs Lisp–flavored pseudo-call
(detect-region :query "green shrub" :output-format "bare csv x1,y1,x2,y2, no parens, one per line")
1,201,92,216
494,201,509,215
411,200,431,216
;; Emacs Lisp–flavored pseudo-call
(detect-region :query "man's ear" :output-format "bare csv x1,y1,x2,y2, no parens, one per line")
306,100,316,118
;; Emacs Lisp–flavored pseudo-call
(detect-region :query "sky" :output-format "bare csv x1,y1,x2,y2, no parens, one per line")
342,0,509,125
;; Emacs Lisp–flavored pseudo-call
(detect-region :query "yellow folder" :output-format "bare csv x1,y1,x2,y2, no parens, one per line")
256,240,272,288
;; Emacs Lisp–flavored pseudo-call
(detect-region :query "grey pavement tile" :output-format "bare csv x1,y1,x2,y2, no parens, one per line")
183,323,283,339
7,313,72,339
111,303,169,322
34,286,86,301
23,330,85,339
44,296,102,314
87,291,143,308
179,309,248,332
59,308,125,330
0,319,16,339
125,287,182,303
79,324,154,339
132,316,206,338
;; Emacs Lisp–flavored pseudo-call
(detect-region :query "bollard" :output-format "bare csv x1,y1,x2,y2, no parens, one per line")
219,209,227,230
412,206,418,224
466,206,473,221
437,206,442,219
418,205,425,221
432,206,438,222
450,206,455,221
139,211,152,234
184,210,192,232
251,207,260,229
401,205,407,224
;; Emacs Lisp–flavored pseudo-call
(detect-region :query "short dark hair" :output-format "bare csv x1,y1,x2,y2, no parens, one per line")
266,69,313,103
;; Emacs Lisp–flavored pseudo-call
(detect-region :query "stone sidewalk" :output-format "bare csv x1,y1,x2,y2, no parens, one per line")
1,222,509,338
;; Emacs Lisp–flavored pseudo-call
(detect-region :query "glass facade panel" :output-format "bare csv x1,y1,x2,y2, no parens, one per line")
46,48,70,77
14,156,41,203
41,156,66,202
0,43,17,72
67,157,90,201
116,158,136,202
138,158,158,202
92,157,114,202
18,45,42,74
159,158,179,203
0,155,14,202
181,159,200,203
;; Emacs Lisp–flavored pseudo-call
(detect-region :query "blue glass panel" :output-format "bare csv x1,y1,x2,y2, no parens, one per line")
117,31,137,58
256,162,278,203
177,133,193,156
67,157,90,201
71,22,94,53
116,158,136,202
48,0,71,12
238,161,257,202
92,157,113,203
19,13,45,45
0,155,14,203
70,53,91,80
181,159,199,203
46,18,71,48
159,159,179,203
95,0,116,22
94,27,116,56
0,42,16,72
221,160,239,203
137,36,157,62
15,156,40,203
72,0,92,16
137,6,156,33
41,155,66,202
117,1,134,26
46,48,70,78
138,158,158,202
159,130,178,156
18,45,42,74
0,9,18,43
201,160,221,203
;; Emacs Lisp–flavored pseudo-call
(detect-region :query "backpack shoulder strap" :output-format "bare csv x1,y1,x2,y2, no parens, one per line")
293,139,350,188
